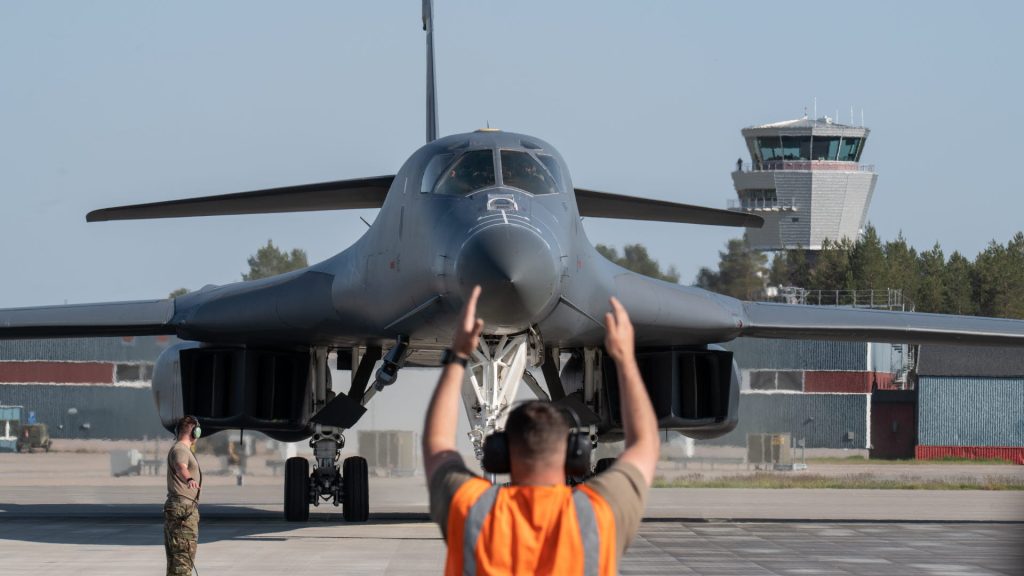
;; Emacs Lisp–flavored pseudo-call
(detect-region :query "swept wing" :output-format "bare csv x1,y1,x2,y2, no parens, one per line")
0,300,175,339
86,176,395,222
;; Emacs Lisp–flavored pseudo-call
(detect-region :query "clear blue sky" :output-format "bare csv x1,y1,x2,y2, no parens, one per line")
2,1,1021,307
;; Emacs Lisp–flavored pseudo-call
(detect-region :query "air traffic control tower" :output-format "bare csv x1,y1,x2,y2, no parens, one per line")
730,116,877,252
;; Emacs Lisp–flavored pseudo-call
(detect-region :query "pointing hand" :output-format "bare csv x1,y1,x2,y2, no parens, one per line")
452,285,485,359
604,297,635,363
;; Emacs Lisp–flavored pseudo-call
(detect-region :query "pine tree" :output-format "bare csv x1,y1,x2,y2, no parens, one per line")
810,238,853,292
943,251,975,315
243,239,309,281
595,243,680,283
915,243,946,313
849,225,887,289
884,233,919,305
696,239,767,299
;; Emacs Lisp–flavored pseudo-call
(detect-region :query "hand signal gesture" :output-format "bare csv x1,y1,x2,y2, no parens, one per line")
452,285,485,358
604,297,635,363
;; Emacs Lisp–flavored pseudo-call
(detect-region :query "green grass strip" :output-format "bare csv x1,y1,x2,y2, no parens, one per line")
653,472,1024,490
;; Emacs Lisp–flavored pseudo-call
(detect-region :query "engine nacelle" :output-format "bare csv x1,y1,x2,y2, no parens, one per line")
152,342,314,441
563,345,739,440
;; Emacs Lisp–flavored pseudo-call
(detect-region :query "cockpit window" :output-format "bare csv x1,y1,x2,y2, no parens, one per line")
500,150,560,195
536,154,564,191
421,153,455,193
433,149,496,195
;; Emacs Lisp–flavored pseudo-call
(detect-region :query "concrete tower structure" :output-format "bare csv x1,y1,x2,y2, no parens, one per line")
730,116,877,252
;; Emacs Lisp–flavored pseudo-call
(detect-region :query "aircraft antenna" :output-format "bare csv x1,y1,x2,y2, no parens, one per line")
423,0,438,143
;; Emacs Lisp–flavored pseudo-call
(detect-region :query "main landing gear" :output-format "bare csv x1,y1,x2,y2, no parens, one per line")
284,341,408,522
284,426,369,522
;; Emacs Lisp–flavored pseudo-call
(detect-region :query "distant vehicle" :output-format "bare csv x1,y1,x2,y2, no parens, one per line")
17,423,52,453
0,405,25,453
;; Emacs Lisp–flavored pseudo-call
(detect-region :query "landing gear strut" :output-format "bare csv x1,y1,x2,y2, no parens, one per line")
284,341,407,523
461,333,533,459
459,337,602,476
284,426,369,522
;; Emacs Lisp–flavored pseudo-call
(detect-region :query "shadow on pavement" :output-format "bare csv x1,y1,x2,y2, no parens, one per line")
0,502,434,546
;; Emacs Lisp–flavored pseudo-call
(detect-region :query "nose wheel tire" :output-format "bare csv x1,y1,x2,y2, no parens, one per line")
284,456,310,522
343,456,370,522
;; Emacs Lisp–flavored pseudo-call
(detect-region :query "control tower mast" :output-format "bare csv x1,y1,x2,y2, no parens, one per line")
730,116,877,252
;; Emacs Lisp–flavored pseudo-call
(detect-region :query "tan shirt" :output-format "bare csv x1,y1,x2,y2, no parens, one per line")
166,441,201,501
428,457,648,558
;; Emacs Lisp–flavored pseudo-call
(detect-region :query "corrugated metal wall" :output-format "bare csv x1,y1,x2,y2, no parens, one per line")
916,446,1024,464
0,361,115,383
0,384,166,439
0,336,175,363
918,377,1024,447
722,338,869,371
701,392,869,449
804,371,894,393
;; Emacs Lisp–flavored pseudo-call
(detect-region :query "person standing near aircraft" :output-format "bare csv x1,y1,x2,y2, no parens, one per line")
423,286,660,575
164,415,202,576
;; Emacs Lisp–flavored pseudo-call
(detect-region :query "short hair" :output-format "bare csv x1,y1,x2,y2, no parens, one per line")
177,415,198,437
504,401,569,463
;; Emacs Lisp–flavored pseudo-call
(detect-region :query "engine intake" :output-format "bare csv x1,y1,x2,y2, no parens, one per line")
152,342,313,441
600,346,739,440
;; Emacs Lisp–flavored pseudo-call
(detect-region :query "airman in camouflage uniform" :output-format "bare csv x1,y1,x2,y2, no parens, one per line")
165,416,202,576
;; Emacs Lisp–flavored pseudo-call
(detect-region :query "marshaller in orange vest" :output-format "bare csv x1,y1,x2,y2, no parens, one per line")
423,286,659,575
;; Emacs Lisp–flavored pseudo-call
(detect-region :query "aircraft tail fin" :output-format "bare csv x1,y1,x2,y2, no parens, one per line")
87,176,394,222
424,0,438,142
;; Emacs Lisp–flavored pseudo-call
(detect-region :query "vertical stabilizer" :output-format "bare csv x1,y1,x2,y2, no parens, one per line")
423,0,438,142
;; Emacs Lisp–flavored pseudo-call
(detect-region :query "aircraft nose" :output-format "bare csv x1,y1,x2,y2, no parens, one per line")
456,224,560,331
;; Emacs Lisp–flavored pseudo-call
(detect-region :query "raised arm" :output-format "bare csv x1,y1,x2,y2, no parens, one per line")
604,297,659,486
422,286,485,480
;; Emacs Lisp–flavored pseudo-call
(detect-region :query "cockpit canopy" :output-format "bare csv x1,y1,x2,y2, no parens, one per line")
421,148,564,196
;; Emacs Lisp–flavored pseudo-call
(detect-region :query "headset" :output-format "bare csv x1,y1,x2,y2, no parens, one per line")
481,405,591,477
175,415,202,440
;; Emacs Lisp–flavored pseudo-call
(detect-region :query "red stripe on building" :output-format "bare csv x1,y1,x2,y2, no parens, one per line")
915,446,1024,465
804,371,894,393
0,361,115,384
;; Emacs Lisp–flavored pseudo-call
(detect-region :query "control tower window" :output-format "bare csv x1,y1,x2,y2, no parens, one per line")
812,138,841,161
433,149,496,195
780,136,810,161
838,138,862,162
500,150,560,195
756,137,783,162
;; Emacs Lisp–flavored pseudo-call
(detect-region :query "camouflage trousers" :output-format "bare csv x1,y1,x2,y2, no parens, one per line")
164,496,199,576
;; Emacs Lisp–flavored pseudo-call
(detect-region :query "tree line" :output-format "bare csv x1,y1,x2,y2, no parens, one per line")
171,233,1024,320
696,226,1024,319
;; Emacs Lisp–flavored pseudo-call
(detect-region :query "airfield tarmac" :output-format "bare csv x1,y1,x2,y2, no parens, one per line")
1,451,1022,575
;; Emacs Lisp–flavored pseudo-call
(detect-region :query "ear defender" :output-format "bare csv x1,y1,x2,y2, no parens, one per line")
176,416,201,440
563,408,592,478
480,407,592,476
